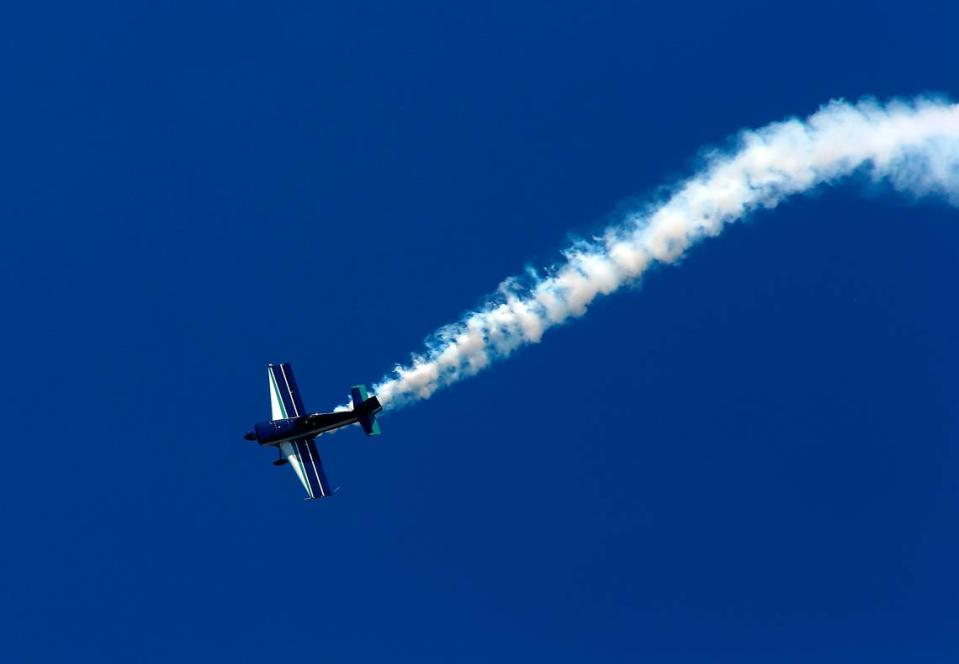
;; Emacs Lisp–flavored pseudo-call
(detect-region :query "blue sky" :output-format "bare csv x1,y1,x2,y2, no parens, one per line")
2,2,958,661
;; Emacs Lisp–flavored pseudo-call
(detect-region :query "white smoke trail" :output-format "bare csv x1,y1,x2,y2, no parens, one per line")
371,97,959,410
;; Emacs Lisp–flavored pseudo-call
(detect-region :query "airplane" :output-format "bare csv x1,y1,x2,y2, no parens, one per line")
244,362,382,499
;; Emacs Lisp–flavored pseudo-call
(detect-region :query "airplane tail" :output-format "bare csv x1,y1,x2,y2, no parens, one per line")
350,384,383,436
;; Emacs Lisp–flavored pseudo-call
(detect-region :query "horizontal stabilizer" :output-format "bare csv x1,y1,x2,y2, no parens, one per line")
350,384,383,436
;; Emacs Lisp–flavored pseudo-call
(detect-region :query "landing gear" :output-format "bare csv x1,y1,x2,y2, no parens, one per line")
272,456,288,467
244,431,257,441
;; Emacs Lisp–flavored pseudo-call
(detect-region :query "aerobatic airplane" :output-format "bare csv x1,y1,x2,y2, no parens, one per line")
244,362,382,499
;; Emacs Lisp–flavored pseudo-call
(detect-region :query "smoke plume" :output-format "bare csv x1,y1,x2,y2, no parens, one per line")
371,97,959,409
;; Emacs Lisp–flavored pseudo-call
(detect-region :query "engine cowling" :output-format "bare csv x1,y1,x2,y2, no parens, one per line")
253,417,299,444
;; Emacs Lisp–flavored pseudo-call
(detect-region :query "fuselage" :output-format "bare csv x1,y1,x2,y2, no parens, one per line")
252,411,360,446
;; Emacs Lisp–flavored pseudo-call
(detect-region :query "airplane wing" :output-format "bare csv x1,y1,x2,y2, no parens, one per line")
268,362,307,420
268,363,335,499
279,438,334,499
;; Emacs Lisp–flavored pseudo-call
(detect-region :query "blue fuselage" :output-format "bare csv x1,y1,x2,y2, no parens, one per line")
253,411,360,445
